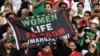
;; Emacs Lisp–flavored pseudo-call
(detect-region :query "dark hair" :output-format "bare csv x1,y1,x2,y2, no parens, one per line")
66,8,72,16
5,12,16,18
58,2,67,8
56,38,64,48
73,16,81,19
44,3,53,8
94,4,100,7
17,2,30,17
84,11,91,16
77,3,84,8
42,43,50,49
4,3,13,11
68,40,77,46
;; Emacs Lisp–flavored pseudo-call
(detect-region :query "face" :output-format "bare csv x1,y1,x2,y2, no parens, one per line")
42,46,51,53
7,27,13,34
83,13,90,21
94,5,100,12
75,19,81,24
69,42,76,51
89,46,96,53
4,42,13,49
4,7,12,14
68,9,75,16
21,10,28,17
21,42,28,49
90,23,97,28
92,0,99,5
77,5,84,12
45,4,52,13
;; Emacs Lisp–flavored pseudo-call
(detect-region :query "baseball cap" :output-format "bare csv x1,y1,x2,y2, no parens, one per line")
91,18,99,26
4,37,14,43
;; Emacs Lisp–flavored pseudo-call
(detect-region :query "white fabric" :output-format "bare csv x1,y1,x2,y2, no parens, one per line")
71,0,91,17
0,5,18,14
13,0,22,11
81,50,88,56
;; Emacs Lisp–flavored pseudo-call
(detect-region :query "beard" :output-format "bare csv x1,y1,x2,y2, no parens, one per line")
94,10,100,13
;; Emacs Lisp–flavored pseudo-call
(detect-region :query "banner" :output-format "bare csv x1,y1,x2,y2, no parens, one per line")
9,9,74,47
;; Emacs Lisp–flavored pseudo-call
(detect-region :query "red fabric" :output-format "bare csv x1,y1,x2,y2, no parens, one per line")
69,51,81,56
79,20,86,27
37,51,53,56
79,19,91,27
6,53,10,56
49,0,71,8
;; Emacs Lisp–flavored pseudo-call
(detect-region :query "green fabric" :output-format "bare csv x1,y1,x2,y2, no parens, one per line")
32,0,45,16
91,5,94,11
97,42,100,53
79,37,85,47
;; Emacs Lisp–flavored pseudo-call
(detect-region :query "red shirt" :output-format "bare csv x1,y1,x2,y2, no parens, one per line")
69,51,81,56
37,51,53,56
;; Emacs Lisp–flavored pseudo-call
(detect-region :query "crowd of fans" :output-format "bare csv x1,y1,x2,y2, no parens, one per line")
0,0,100,56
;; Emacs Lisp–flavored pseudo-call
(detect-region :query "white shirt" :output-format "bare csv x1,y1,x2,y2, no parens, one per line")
0,5,18,14
71,0,91,15
13,0,22,11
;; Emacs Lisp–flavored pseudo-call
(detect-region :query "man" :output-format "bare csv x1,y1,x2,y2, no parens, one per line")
91,4,100,17
74,3,84,17
19,40,36,56
0,37,19,56
44,3,53,14
71,0,91,15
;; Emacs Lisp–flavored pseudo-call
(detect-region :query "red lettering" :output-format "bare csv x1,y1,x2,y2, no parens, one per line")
45,32,52,38
26,32,31,39
58,28,65,35
52,31,58,37
31,32,37,37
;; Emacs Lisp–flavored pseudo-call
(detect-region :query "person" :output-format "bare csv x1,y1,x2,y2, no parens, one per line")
17,1,33,17
0,13,9,39
1,0,17,14
84,44,98,56
53,38,71,56
0,37,19,56
90,0,99,11
67,8,75,22
32,0,45,16
19,39,36,56
71,0,91,14
74,3,84,17
69,40,81,56
44,3,53,14
77,18,100,56
58,2,68,9
91,4,100,17
37,43,53,56
21,9,29,17
80,11,91,27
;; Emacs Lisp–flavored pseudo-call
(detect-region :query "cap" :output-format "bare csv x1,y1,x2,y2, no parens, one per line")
4,37,14,43
91,18,99,26
20,39,28,44
42,42,50,48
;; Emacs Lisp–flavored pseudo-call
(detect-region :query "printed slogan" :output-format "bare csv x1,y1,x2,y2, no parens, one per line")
9,9,74,47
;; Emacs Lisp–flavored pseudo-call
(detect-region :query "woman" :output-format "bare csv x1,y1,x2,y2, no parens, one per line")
67,8,75,22
69,40,81,56
84,44,98,56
